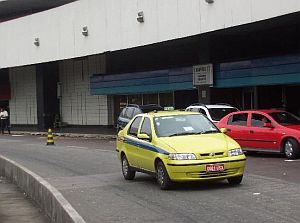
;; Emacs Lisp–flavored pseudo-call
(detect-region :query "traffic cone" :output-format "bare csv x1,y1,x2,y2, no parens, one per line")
46,128,55,145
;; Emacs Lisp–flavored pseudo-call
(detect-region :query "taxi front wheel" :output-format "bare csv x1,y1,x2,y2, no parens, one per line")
227,175,243,185
121,155,135,180
156,161,172,190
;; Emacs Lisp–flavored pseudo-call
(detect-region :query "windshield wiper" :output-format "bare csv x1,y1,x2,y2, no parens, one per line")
168,131,203,137
201,130,219,134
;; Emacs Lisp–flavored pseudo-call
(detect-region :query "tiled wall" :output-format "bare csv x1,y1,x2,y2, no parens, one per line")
59,55,113,125
9,66,37,124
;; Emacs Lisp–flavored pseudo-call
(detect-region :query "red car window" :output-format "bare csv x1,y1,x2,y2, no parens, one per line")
227,113,247,126
251,114,271,127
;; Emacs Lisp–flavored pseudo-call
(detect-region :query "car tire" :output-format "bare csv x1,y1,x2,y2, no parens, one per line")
283,138,300,159
121,155,135,180
156,161,172,190
227,175,243,185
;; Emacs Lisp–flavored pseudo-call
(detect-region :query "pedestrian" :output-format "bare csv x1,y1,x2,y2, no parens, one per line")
0,107,10,134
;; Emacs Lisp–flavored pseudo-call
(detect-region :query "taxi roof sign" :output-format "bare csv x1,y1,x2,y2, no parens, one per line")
164,106,174,111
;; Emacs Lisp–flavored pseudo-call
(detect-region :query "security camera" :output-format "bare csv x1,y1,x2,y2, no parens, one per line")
82,26,88,36
137,11,144,23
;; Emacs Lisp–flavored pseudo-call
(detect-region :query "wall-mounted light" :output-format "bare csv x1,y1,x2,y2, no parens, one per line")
137,11,144,23
82,26,88,36
34,38,40,46
205,0,214,3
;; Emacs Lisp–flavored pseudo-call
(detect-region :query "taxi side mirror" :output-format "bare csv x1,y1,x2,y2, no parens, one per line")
220,128,227,133
137,133,151,141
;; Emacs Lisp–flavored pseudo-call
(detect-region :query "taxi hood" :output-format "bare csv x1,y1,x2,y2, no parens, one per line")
159,133,237,153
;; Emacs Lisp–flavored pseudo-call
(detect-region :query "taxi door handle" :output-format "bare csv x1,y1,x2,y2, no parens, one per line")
249,130,254,134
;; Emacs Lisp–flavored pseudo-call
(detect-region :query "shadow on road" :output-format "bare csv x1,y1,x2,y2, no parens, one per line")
244,151,285,159
132,175,241,191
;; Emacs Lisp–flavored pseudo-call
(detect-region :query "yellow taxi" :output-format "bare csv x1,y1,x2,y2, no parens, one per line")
116,111,246,190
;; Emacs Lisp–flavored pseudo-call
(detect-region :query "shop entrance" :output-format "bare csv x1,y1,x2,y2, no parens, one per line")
286,85,300,116
174,90,198,109
0,69,10,110
36,62,60,129
0,100,9,110
257,86,285,110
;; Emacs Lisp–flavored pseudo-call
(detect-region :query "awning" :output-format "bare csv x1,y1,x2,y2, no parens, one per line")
215,54,300,88
90,67,193,95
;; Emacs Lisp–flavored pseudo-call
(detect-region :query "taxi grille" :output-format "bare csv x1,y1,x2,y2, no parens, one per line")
199,152,225,159
187,168,238,178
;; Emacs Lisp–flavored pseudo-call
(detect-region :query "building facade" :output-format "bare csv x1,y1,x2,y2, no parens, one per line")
1,0,300,129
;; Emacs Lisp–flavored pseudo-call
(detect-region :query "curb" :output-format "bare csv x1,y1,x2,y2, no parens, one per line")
0,155,86,223
12,131,117,140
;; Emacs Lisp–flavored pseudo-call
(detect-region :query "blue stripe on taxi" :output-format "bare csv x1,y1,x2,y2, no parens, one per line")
124,137,169,155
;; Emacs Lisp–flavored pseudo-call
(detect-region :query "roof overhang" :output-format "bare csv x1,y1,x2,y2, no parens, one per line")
0,0,77,20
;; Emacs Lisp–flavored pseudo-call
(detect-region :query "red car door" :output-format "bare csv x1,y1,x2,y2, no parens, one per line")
224,112,251,148
247,113,281,151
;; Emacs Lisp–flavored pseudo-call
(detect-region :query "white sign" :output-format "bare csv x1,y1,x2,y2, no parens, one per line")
193,64,213,86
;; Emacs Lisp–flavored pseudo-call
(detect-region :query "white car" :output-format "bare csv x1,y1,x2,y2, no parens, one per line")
185,103,239,123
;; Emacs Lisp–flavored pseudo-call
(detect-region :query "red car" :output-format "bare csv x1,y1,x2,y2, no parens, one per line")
217,109,300,159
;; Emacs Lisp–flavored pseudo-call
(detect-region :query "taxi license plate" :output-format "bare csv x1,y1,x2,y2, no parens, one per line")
205,164,224,172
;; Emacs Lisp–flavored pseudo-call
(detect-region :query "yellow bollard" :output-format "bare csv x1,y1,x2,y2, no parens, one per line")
46,128,55,145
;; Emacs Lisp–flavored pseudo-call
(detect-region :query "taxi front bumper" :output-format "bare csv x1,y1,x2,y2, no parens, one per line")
165,156,246,182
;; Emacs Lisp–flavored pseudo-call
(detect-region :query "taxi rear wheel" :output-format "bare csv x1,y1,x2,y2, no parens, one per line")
121,155,135,180
227,175,243,185
156,161,172,190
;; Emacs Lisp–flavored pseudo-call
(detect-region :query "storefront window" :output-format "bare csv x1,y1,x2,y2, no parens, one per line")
159,92,174,108
119,95,128,110
128,94,142,105
143,93,158,105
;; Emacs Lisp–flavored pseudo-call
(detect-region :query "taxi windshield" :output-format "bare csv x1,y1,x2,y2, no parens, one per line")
269,112,300,125
154,114,219,137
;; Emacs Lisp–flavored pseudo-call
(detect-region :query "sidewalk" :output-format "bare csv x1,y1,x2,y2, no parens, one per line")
0,176,50,223
10,125,117,139
0,126,116,223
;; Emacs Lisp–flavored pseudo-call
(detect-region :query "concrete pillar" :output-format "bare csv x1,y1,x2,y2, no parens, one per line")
196,36,212,104
197,85,211,104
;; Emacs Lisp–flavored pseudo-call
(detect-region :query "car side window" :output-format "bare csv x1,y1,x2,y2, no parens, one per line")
125,107,134,119
128,116,142,136
140,117,152,136
120,108,126,118
228,113,248,126
251,114,271,127
190,108,198,112
132,108,141,117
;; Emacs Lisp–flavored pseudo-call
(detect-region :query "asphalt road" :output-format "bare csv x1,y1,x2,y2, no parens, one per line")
0,134,300,223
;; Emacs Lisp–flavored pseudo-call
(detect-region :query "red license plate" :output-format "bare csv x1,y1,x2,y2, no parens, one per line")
205,164,224,172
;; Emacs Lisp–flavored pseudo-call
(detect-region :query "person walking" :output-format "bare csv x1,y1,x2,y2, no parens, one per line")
0,108,10,134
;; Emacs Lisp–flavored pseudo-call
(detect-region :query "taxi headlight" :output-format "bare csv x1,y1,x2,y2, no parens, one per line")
168,153,196,160
228,148,243,156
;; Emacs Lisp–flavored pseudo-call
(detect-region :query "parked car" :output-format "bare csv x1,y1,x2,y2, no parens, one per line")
217,109,300,159
185,103,239,123
117,104,163,131
116,111,246,190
